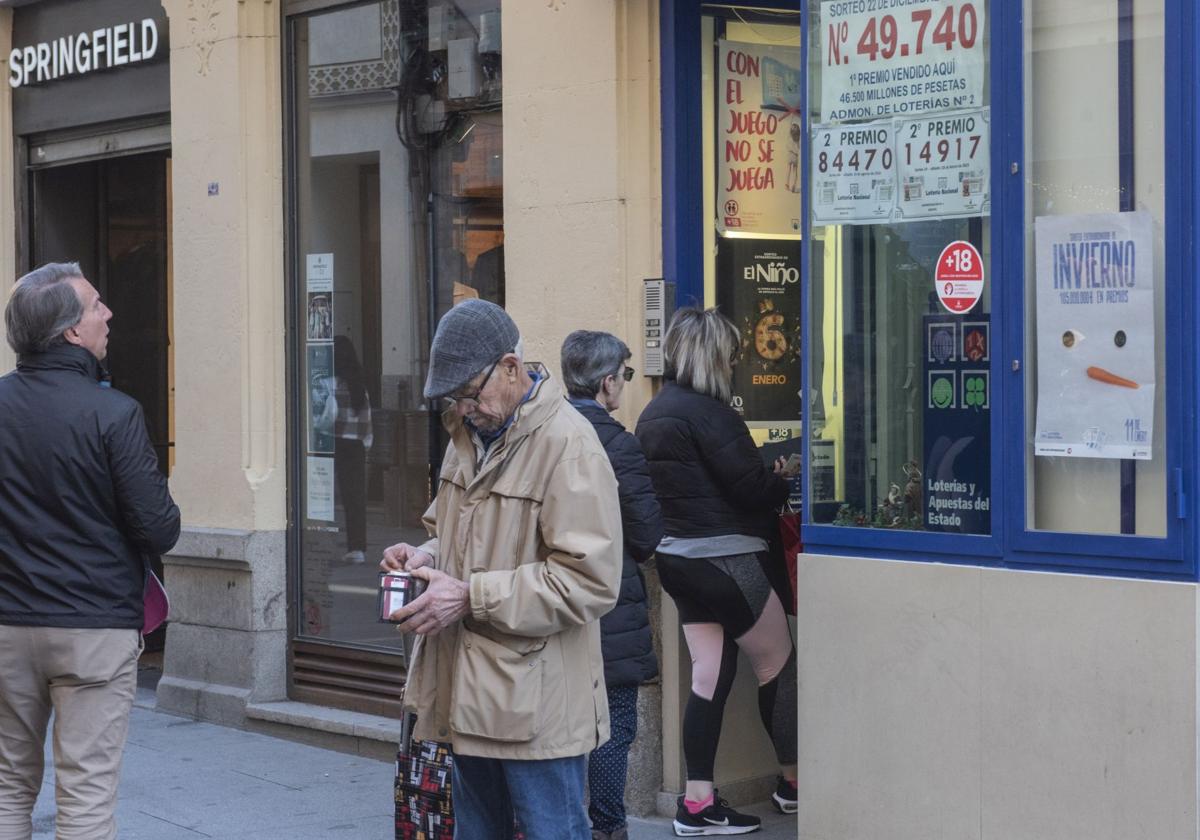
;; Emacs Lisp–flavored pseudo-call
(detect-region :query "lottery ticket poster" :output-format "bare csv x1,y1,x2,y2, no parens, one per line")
811,119,896,225
894,108,990,220
718,40,803,237
820,0,986,123
1033,211,1155,460
810,108,991,225
717,238,803,425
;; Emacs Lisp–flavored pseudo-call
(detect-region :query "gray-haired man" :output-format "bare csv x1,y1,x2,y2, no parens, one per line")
381,299,623,840
0,263,180,840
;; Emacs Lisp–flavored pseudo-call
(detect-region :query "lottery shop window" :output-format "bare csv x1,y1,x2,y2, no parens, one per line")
699,6,803,475
1021,0,1167,538
805,0,993,534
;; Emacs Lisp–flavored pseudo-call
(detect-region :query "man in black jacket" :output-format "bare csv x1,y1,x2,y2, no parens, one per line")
0,263,181,840
561,330,663,840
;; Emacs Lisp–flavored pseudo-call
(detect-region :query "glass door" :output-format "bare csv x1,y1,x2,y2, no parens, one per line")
287,0,504,715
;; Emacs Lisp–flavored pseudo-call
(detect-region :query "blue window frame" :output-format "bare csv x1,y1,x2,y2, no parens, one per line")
660,0,704,309
994,0,1194,579
660,0,1197,579
660,0,799,309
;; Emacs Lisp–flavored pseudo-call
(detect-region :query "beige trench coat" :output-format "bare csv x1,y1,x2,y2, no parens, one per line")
404,369,623,759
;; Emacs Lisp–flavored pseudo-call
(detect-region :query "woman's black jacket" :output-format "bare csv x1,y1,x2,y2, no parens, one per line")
571,400,662,688
635,380,789,542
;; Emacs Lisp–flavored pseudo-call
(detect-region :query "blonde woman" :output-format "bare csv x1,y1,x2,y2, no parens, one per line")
635,307,798,836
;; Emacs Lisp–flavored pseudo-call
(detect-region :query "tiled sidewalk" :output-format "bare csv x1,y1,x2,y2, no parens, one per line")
28,685,796,839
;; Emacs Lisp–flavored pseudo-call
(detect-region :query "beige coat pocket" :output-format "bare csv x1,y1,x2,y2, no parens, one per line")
450,627,547,742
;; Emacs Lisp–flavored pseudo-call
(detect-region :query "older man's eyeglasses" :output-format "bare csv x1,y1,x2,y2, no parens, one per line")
443,357,502,409
617,365,635,382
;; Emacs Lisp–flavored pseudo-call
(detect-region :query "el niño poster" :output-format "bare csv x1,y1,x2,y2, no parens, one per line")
718,239,802,425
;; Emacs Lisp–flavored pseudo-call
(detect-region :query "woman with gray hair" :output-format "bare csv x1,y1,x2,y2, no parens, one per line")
561,330,662,840
635,307,798,835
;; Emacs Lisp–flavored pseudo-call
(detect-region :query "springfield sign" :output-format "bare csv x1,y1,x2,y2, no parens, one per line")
9,19,160,88
1034,211,1156,460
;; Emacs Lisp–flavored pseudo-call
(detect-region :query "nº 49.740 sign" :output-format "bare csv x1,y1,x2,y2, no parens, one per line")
821,0,986,123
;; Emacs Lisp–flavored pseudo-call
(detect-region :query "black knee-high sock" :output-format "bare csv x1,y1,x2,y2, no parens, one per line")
683,634,739,782
756,647,798,766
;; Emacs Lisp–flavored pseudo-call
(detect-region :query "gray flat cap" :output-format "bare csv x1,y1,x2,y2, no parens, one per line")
423,299,520,399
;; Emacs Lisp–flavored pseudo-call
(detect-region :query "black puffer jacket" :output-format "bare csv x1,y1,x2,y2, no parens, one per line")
0,345,181,629
571,400,661,687
635,380,788,541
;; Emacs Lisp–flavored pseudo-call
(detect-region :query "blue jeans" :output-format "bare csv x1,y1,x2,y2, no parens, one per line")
452,753,590,840
588,684,639,833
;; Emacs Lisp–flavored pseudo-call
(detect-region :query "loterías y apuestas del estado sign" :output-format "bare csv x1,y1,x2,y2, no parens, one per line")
9,19,160,89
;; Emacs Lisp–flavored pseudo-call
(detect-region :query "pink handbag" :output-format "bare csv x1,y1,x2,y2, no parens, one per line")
142,568,170,635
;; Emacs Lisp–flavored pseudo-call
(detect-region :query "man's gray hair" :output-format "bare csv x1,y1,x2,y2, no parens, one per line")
664,307,740,404
5,262,85,355
560,330,630,399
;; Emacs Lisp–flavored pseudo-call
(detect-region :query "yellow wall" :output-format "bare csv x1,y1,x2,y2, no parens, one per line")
503,0,659,431
161,0,285,532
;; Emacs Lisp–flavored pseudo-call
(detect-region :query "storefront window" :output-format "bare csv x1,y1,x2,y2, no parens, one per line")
700,5,802,486
1023,0,1165,537
290,0,503,654
806,0,992,534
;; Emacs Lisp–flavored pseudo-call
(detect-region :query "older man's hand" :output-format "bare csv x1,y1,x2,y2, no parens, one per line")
390,566,470,636
380,542,433,573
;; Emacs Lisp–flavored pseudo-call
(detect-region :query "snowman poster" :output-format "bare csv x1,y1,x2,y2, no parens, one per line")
1033,211,1155,460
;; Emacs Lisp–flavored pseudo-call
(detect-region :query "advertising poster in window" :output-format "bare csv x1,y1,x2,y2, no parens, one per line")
306,456,335,522
1033,211,1155,460
923,314,991,533
306,252,334,343
717,238,802,425
894,108,989,220
307,343,335,455
810,439,836,503
811,119,895,225
306,253,333,294
717,40,802,237
819,0,986,123
307,293,333,341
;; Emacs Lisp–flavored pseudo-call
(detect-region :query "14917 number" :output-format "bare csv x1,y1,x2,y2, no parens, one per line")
903,135,981,165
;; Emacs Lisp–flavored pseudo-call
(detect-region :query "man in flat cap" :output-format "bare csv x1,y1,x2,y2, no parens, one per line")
382,299,622,839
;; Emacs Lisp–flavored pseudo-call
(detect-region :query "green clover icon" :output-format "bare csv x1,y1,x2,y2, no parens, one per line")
965,376,986,408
